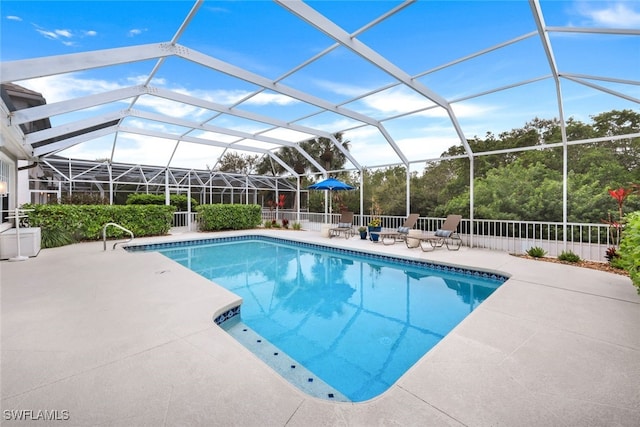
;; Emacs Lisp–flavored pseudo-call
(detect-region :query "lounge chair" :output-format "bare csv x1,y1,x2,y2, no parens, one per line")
378,213,420,245
329,211,355,238
411,214,463,251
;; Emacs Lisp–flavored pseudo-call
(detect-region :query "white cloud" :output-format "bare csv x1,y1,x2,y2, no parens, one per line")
18,73,291,125
261,128,314,143
245,92,299,106
34,26,74,43
6,15,22,21
574,1,640,27
296,116,365,135
192,130,239,144
312,78,374,98
124,118,183,135
126,75,167,86
397,134,463,159
128,28,145,37
55,134,114,161
55,29,72,38
31,22,97,46
20,74,123,103
134,94,210,120
340,120,467,168
358,86,437,115
170,142,225,169
111,133,177,165
179,87,248,106
35,28,59,40
450,102,499,119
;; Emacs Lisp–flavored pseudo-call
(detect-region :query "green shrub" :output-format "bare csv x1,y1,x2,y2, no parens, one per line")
618,211,640,293
263,220,272,228
61,193,109,205
292,222,302,230
610,256,626,270
40,226,75,248
126,194,164,205
558,250,581,263
196,204,261,231
24,204,175,248
526,246,547,258
126,193,198,211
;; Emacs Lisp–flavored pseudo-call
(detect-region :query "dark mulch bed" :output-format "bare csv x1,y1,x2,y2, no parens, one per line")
514,255,630,277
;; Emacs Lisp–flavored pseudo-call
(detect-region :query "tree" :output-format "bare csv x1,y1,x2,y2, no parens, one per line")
368,166,407,216
215,152,259,175
443,160,562,221
591,109,640,175
255,146,307,176
256,133,350,176
415,109,640,222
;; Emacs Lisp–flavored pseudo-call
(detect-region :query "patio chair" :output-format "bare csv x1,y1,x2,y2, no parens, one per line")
412,214,463,251
329,211,355,238
378,213,420,245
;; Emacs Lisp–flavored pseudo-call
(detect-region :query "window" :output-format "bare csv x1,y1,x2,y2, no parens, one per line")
0,155,14,225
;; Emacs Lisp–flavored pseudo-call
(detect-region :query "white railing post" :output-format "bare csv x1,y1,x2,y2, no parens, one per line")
187,174,192,231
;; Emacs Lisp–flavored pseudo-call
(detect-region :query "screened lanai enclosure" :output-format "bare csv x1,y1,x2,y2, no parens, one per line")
28,156,301,207
0,0,638,259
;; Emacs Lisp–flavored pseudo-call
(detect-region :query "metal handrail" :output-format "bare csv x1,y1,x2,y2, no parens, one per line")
102,222,134,250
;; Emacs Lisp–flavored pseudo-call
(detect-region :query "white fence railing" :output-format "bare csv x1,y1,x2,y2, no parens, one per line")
175,210,617,263
461,219,618,262
259,211,617,263
171,212,198,232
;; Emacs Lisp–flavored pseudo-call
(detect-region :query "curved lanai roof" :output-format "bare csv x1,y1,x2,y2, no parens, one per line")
1,0,638,176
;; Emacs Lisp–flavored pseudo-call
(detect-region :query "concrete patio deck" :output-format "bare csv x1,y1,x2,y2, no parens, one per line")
1,229,639,426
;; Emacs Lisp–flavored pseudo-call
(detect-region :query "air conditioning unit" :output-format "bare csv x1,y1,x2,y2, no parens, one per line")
0,227,41,260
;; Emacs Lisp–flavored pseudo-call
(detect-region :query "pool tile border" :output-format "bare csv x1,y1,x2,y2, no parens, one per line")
125,235,509,283
213,306,241,325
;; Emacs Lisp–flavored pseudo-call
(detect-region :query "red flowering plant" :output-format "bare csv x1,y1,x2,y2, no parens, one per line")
267,194,286,223
602,186,633,262
609,187,631,220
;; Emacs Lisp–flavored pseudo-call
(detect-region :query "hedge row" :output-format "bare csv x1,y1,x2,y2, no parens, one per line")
126,194,198,211
197,204,262,231
24,204,175,248
619,211,640,293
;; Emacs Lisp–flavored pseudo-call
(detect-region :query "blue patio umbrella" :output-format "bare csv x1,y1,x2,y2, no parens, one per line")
307,177,355,219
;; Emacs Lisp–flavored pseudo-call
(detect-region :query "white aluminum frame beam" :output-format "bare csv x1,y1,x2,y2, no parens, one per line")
25,110,126,145
0,43,175,83
276,0,473,159
178,46,404,164
26,106,328,174
8,81,361,171
529,0,569,245
561,76,640,104
117,126,297,176
149,87,360,168
34,125,119,157
8,86,146,126
129,110,327,172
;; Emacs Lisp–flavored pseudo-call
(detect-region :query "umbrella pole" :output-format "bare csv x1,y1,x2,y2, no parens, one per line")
325,189,329,222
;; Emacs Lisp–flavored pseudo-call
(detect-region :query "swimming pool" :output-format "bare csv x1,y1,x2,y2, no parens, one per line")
129,235,506,402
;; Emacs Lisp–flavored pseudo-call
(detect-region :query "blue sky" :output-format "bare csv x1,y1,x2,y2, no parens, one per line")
1,0,639,172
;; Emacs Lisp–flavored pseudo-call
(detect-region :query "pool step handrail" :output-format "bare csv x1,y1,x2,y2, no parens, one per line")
103,222,134,250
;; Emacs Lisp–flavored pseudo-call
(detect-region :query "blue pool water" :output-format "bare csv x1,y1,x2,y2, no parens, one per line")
131,236,506,402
